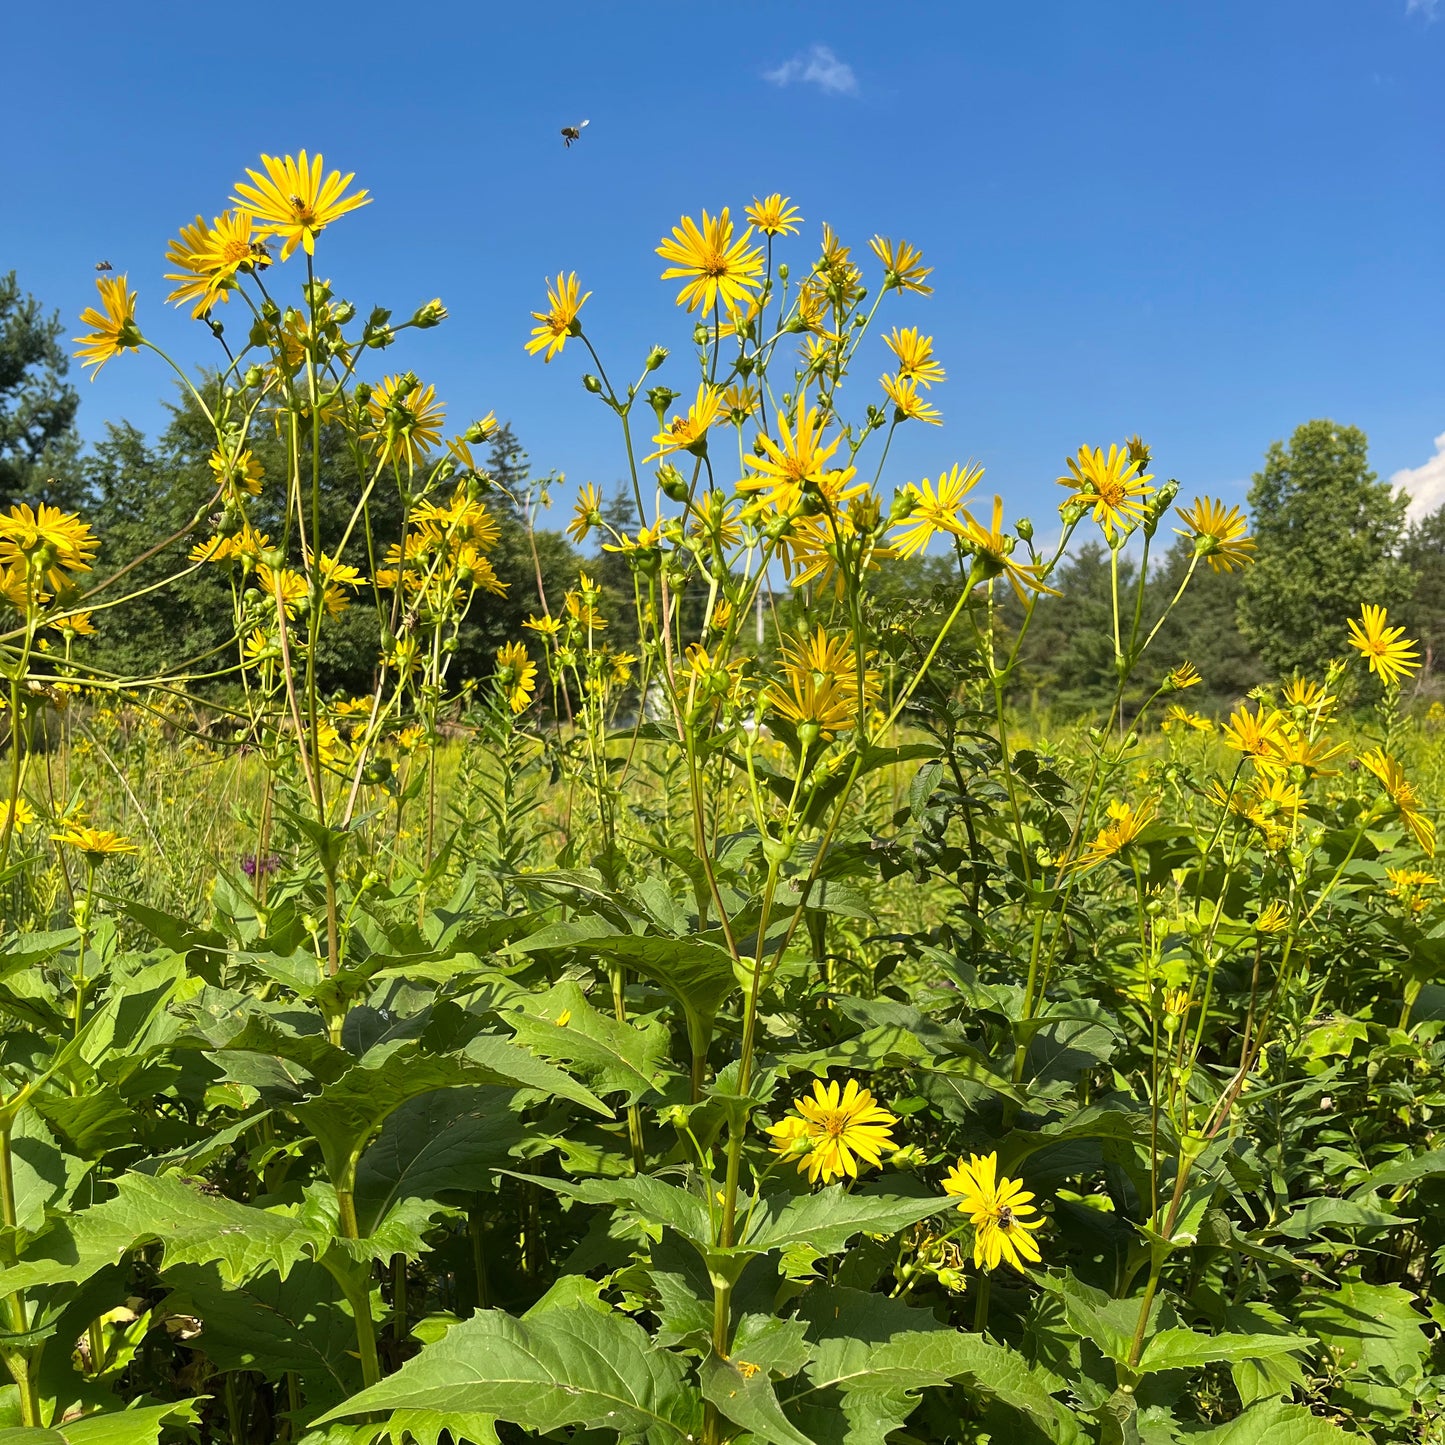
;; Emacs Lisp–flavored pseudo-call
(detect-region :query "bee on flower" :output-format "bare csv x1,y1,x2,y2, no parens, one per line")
942,1153,1044,1272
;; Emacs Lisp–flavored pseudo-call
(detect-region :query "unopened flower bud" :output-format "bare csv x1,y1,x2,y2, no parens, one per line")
657,465,690,503
242,365,264,389
331,300,356,325
644,345,669,372
1016,516,1034,542
411,298,447,328
582,373,603,394
353,381,372,407
648,385,680,424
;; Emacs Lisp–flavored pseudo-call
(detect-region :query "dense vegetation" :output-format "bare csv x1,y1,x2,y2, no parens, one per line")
1,157,1444,1445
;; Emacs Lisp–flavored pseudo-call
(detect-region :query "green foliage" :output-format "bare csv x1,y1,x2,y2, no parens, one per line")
0,272,80,510
1239,419,1414,678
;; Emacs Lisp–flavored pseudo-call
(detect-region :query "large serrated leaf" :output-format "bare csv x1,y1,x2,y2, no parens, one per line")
1186,1398,1358,1443
505,981,672,1104
315,1306,704,1442
743,1186,945,1255
0,1400,200,1445
783,1290,1078,1445
0,1173,326,1296
353,1086,523,1235
1137,1327,1309,1374
295,1038,606,1191
162,1261,360,1414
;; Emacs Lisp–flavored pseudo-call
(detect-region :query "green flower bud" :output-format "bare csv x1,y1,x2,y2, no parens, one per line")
644,345,669,372
411,298,447,329
657,465,690,503
582,373,603,394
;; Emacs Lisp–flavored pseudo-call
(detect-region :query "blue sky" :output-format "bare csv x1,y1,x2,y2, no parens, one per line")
3,0,1442,530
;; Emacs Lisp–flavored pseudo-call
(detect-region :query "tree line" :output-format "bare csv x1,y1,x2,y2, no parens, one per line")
2,270,1440,714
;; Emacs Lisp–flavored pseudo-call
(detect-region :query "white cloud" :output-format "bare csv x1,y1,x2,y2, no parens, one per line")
764,44,858,96
1407,0,1438,19
1393,431,1445,523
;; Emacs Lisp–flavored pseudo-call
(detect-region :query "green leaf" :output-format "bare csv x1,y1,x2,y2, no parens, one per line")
4,1109,90,1239
1034,1274,1140,1367
743,1187,945,1256
784,1291,1078,1445
701,1353,817,1445
0,1173,325,1296
353,1087,523,1236
0,1401,200,1445
161,1261,360,1413
315,1306,704,1442
504,1173,713,1252
1269,1196,1405,1240
1186,1399,1358,1443
504,981,672,1104
1294,1278,1430,1421
295,1038,605,1191
1137,1328,1308,1374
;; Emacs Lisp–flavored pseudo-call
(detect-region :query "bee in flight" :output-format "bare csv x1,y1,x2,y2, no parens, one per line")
560,119,590,148
95,260,113,272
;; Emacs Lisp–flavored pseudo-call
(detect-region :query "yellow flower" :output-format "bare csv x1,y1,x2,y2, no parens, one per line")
50,611,97,638
365,374,445,468
1360,748,1435,857
564,575,607,631
961,496,1061,604
883,327,946,387
568,483,604,544
645,384,725,461
526,272,591,362
0,504,98,594
720,384,759,425
767,627,878,742
1221,702,1287,767
1281,676,1336,722
231,151,371,261
656,209,764,314
1165,662,1202,692
869,236,933,295
258,565,308,617
165,211,268,317
1387,866,1435,916
51,823,137,864
74,275,142,377
1254,901,1290,934
495,641,537,714
1058,444,1154,538
1174,497,1255,573
745,194,802,237
1071,798,1156,872
943,1153,1044,1272
524,613,563,638
891,464,982,559
1161,704,1213,735
1,798,37,834
1346,604,1420,687
881,374,942,426
740,405,860,515
208,447,264,496
1266,727,1346,780
689,490,743,552
312,552,365,617
1162,988,1191,1019
766,1078,898,1186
